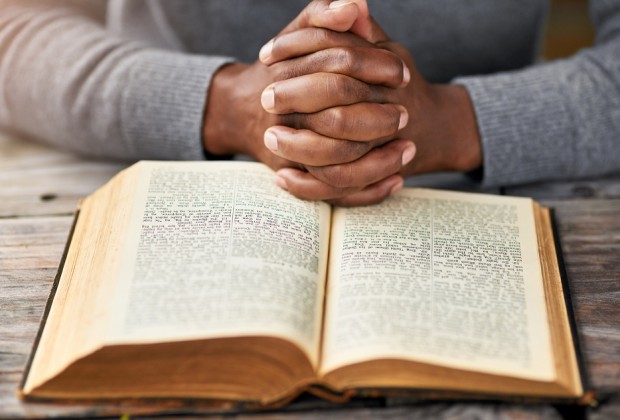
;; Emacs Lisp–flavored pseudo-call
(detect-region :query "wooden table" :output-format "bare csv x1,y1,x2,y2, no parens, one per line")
1,131,619,419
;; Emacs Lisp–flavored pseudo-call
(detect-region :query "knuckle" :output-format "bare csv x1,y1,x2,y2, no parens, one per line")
325,107,348,138
313,28,333,45
329,75,348,97
317,164,355,189
333,47,358,75
348,78,369,102
330,139,370,162
328,75,368,103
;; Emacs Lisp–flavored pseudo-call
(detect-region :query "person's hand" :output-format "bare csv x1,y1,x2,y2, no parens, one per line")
203,0,415,206
262,1,483,202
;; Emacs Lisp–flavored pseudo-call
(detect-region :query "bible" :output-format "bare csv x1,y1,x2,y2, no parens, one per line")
20,161,591,407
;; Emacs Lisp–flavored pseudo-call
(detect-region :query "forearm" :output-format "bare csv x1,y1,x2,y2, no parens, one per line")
203,63,261,157
0,0,232,161
454,3,620,186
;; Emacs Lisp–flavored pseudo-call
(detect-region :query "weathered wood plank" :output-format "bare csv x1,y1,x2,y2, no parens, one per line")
0,217,73,376
282,404,553,420
543,199,620,393
0,162,127,218
1,269,58,373
0,216,74,268
590,395,620,420
0,132,127,217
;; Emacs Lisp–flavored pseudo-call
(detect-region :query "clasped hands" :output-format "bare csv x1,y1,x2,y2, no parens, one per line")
203,0,482,206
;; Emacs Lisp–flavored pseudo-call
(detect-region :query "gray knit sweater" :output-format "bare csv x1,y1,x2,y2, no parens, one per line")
0,0,619,187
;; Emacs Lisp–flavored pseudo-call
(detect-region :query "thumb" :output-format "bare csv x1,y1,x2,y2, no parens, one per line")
333,0,386,43
280,0,388,43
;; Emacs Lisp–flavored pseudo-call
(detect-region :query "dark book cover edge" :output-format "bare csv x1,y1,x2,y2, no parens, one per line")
548,208,596,406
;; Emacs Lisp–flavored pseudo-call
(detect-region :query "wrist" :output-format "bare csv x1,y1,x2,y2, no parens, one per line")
203,63,251,156
401,83,482,176
435,84,482,172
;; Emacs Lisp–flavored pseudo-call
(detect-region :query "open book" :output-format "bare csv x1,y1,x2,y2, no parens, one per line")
20,161,590,407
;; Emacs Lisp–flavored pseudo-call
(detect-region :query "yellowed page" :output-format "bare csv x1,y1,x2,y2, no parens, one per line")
23,164,142,393
321,188,554,381
107,161,331,367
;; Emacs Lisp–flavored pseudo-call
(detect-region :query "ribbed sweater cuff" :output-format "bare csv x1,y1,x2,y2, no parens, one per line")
120,50,234,160
454,65,576,187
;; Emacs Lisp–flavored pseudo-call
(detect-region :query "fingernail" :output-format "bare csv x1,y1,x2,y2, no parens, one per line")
264,130,278,151
390,179,404,195
275,175,288,190
261,87,275,111
401,64,410,87
259,39,274,62
398,107,409,130
401,144,416,166
329,0,355,9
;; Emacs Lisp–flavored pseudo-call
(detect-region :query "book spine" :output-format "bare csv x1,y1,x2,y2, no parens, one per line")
18,209,82,396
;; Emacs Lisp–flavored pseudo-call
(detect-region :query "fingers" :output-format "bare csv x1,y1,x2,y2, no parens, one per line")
306,139,415,188
263,42,409,88
261,73,403,115
280,0,357,35
279,0,386,44
262,73,371,114
282,102,407,142
276,170,404,207
280,0,365,36
329,176,403,207
334,0,389,43
327,175,404,207
272,139,415,202
260,27,371,64
264,126,373,166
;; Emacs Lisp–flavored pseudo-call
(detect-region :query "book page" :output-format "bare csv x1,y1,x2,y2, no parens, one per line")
321,189,554,381
107,162,330,366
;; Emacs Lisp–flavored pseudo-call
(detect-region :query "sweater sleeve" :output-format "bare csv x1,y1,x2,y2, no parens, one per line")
0,0,233,160
454,0,620,187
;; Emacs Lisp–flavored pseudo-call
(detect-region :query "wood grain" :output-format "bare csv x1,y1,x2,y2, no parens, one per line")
0,217,72,376
0,132,127,218
545,199,620,393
